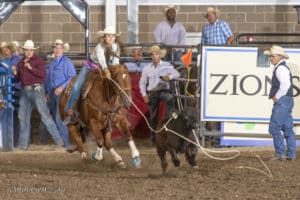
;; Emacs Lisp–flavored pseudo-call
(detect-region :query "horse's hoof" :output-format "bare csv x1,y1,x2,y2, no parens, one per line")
81,152,87,159
116,160,126,169
131,156,141,169
91,152,103,161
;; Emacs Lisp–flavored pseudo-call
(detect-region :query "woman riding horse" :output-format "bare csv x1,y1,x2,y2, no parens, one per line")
60,64,141,168
63,26,124,124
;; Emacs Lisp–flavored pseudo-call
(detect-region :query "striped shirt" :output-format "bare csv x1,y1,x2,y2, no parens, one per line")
139,60,180,97
201,19,233,45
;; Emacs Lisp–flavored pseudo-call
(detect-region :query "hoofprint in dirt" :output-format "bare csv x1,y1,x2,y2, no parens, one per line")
0,144,299,200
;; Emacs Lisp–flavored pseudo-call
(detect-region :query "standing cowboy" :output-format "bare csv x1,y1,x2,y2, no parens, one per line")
40,39,76,148
11,40,64,150
264,45,296,161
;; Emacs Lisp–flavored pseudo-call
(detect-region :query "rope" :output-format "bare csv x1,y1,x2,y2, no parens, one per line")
184,67,195,97
110,77,240,161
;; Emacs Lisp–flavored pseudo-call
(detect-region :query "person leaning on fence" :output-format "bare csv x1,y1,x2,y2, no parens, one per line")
0,41,23,144
11,40,65,151
40,39,76,148
264,45,296,161
63,26,124,124
139,45,180,143
124,46,148,73
154,4,186,61
201,7,234,45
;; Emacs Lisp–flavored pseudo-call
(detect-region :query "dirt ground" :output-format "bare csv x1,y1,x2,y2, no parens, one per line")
0,138,299,200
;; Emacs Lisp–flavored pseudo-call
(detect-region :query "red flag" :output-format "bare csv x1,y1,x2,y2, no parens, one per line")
180,49,192,68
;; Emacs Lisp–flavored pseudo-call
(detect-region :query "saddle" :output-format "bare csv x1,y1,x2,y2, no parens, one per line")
81,70,100,100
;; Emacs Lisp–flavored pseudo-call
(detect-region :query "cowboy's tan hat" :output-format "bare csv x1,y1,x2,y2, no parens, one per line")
124,46,143,56
0,42,16,52
205,7,221,18
20,40,39,50
264,45,289,59
97,26,121,38
52,39,70,53
164,4,179,14
149,45,167,58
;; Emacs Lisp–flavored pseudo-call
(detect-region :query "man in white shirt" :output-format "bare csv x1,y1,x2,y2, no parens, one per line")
139,45,180,143
264,45,296,161
154,4,186,61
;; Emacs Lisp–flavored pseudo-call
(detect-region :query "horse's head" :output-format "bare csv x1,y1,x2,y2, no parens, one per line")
109,64,132,107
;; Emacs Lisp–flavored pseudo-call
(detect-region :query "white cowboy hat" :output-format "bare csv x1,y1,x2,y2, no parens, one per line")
149,45,167,58
205,7,221,18
164,4,179,14
97,26,121,38
20,40,39,50
52,39,70,53
264,45,289,59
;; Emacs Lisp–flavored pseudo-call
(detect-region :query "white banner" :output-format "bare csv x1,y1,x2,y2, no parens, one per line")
201,46,300,123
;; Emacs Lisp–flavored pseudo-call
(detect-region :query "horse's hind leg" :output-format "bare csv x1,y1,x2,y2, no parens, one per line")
68,124,87,159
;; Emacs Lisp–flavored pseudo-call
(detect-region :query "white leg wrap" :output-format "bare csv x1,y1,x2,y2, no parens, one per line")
129,140,139,158
109,148,122,162
95,147,103,161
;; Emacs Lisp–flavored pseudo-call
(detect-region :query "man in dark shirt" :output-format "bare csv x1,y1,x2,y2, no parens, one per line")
11,40,64,150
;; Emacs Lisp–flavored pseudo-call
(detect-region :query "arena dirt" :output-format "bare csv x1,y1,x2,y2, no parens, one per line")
0,138,299,200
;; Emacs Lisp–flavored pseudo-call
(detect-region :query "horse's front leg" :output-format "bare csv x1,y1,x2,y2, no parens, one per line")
68,124,87,159
103,130,126,169
117,115,141,169
89,119,104,161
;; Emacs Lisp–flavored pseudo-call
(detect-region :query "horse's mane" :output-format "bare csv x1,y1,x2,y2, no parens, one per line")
86,64,131,106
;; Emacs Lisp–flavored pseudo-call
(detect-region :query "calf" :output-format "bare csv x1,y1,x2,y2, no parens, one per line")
155,107,198,173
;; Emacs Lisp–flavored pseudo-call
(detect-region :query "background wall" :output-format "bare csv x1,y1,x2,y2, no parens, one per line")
0,5,299,52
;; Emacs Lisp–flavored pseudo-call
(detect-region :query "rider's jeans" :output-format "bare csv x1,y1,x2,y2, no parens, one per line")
64,65,90,111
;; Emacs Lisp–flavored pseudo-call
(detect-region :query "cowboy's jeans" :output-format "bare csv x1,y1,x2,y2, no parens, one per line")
18,86,63,149
269,96,296,159
64,65,90,111
40,93,69,148
148,91,175,133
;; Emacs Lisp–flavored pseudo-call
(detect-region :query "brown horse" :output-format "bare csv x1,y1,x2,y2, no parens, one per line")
59,64,141,168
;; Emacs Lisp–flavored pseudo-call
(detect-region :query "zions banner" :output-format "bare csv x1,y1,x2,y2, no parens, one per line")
201,46,300,123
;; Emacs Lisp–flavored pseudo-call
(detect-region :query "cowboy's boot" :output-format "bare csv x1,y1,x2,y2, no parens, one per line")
103,68,111,79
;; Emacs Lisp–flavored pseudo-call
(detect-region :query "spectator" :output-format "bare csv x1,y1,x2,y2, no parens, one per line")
139,45,180,143
264,45,296,161
124,46,150,136
124,46,148,73
0,42,22,145
12,40,22,56
201,7,234,45
11,40,64,150
40,39,76,148
0,42,22,66
154,4,186,61
63,26,124,124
